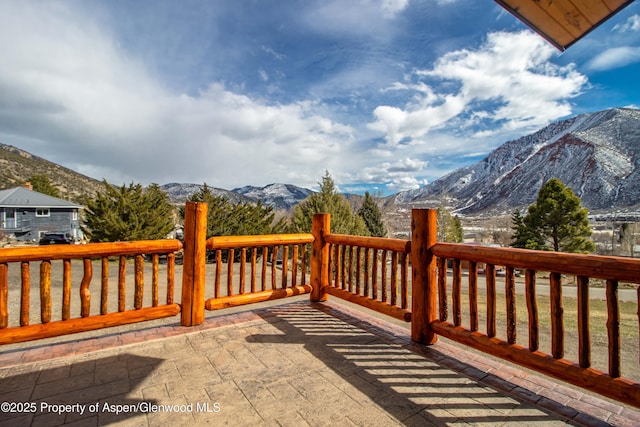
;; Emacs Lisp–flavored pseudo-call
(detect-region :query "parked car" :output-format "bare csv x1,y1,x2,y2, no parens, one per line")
39,233,71,245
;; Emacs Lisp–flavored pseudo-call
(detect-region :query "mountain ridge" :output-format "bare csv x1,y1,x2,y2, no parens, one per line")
393,107,640,215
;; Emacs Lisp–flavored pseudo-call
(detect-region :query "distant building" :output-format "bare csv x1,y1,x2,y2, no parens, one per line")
0,184,83,242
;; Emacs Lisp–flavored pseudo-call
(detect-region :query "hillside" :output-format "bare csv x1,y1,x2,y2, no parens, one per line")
0,144,102,202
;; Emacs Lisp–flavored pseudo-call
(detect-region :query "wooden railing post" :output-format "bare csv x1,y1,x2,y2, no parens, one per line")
310,213,330,302
411,208,438,344
181,202,208,326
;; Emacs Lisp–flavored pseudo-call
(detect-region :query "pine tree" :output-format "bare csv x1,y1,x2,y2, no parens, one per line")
83,181,175,242
181,184,275,237
289,171,368,235
511,210,544,249
29,174,60,198
437,204,463,243
511,178,595,253
357,192,387,237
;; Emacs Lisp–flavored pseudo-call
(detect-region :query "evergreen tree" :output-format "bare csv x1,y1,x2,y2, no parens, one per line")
82,181,175,242
437,204,463,243
29,174,60,198
289,171,368,235
511,178,595,253
510,210,544,249
181,184,275,237
357,192,387,237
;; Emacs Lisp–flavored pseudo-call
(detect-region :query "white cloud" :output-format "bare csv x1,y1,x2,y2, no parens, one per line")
303,0,408,39
613,14,640,32
386,176,429,191
356,157,429,191
0,2,354,190
368,31,587,146
587,46,640,71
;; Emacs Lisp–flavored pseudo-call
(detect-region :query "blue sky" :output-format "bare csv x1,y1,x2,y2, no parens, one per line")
0,1,638,195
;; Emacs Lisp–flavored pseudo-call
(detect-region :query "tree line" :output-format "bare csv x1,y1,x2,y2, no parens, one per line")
78,171,388,243
33,172,603,255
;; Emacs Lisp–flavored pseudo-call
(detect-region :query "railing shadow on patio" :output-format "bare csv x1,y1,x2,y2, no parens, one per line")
245,301,608,425
1,202,639,410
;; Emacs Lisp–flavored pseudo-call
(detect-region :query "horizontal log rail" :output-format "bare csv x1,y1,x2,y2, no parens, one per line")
0,240,182,344
206,233,313,250
433,242,640,283
324,233,411,322
429,240,640,409
0,240,182,263
204,234,313,311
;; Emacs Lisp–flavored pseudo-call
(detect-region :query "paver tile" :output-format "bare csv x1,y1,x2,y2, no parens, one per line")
1,300,638,426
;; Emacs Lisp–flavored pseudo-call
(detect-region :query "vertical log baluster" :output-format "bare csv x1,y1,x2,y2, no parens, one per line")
363,247,370,298
167,253,175,304
469,261,478,332
20,262,30,326
63,259,72,320
281,245,289,289
525,269,539,352
486,264,496,338
0,263,8,328
606,279,621,378
271,246,279,290
101,257,109,314
292,245,299,288
355,246,361,295
301,244,307,286
372,249,379,301
216,249,223,297
550,272,563,358
577,275,590,368
348,246,354,293
452,259,462,327
390,251,398,306
118,256,126,312
330,244,338,287
134,255,144,310
40,261,52,323
340,245,347,290
251,248,258,293
152,254,159,307
81,258,92,318
228,249,236,295
261,247,268,291
505,266,516,345
437,258,447,322
401,253,409,309
381,250,388,302
240,248,246,294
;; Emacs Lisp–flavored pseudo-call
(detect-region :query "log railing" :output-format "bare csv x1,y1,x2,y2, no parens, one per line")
1,204,639,409
203,234,313,310
0,240,182,345
411,206,640,409
325,233,411,322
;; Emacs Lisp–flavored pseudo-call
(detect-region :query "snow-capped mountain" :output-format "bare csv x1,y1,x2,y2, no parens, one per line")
395,108,640,215
160,183,251,204
233,183,313,210
161,182,312,210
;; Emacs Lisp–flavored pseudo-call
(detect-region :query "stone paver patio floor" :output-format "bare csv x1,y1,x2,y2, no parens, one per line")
1,300,639,426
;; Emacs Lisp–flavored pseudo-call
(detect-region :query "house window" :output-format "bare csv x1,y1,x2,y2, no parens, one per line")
36,208,50,217
72,210,78,221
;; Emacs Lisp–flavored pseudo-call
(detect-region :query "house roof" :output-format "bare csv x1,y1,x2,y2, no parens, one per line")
495,0,635,51
0,187,82,209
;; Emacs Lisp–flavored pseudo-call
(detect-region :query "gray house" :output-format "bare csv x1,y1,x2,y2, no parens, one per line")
0,185,83,243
